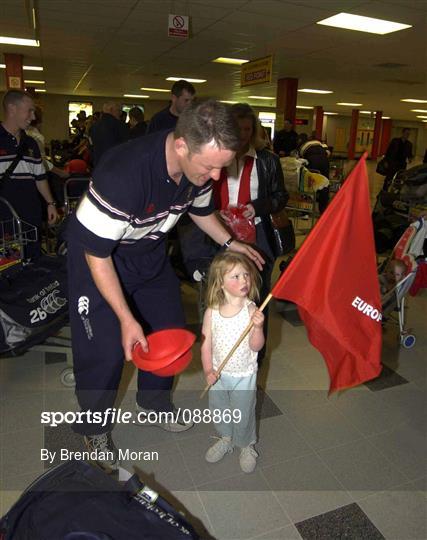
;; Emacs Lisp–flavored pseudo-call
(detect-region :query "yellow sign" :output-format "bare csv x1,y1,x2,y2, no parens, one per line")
240,56,273,87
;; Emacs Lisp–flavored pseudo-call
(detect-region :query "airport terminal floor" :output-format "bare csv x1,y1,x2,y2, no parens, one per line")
0,161,426,539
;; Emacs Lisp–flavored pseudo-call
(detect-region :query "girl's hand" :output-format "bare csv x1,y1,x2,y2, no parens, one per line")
251,309,265,328
205,369,219,386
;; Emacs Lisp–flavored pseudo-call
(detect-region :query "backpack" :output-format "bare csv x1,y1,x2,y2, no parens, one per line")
0,460,199,540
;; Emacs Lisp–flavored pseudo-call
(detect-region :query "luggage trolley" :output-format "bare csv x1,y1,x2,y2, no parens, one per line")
329,157,346,193
0,197,38,271
0,197,73,386
285,166,320,234
64,175,91,215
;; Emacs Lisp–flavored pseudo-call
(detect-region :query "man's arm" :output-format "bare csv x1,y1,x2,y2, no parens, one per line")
36,179,58,224
189,212,265,270
85,253,148,361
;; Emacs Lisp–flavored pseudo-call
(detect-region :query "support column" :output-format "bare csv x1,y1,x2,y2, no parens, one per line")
370,111,382,159
379,119,392,156
4,53,24,90
313,105,324,140
348,109,359,160
276,77,298,128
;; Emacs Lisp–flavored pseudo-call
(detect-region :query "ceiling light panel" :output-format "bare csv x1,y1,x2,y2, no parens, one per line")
317,13,412,35
298,88,333,94
140,88,169,92
401,99,427,103
166,77,206,83
0,36,40,46
213,57,249,65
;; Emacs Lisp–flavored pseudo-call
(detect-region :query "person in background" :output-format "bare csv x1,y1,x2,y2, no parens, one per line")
128,107,147,139
91,101,129,166
297,132,330,214
273,118,298,157
213,103,288,361
26,106,69,179
147,79,195,133
383,128,414,191
201,252,264,473
0,90,58,259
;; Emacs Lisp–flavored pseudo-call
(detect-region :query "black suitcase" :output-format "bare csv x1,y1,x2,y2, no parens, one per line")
0,460,199,540
0,255,68,355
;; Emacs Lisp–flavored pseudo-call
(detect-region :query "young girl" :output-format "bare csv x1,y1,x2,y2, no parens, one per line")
201,252,265,473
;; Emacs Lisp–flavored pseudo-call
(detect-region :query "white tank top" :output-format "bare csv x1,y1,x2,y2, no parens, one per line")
211,300,258,377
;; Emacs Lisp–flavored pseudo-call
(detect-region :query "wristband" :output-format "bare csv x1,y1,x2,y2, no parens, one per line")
47,201,57,207
223,237,233,249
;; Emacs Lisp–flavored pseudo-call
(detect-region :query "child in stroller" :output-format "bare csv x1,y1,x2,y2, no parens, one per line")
379,217,427,349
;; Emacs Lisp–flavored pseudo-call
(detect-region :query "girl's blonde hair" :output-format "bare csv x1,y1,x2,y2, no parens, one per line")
205,252,261,308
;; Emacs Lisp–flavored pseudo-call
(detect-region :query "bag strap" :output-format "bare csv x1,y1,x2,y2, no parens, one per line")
0,136,27,183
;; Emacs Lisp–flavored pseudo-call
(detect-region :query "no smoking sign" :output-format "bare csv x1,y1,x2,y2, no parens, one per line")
168,13,189,38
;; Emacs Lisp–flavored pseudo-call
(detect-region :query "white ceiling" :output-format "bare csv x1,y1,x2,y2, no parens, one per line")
0,0,426,121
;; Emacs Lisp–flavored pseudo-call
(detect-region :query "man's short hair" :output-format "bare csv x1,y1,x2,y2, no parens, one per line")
174,100,240,154
171,79,196,98
3,89,31,110
128,106,144,122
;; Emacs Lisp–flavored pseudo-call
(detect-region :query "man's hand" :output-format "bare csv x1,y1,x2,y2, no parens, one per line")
120,318,148,362
228,240,265,271
47,205,58,225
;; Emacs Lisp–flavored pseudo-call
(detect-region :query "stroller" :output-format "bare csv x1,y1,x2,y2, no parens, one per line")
379,217,427,348
373,163,427,253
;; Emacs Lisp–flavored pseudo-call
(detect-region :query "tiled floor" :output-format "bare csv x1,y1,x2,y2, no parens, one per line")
0,162,426,539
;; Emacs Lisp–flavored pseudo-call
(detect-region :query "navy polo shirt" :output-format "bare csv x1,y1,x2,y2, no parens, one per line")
0,124,46,224
71,130,214,258
146,108,178,134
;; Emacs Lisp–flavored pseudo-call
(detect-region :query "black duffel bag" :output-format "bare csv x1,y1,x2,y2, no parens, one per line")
376,157,389,176
0,255,68,355
0,460,199,540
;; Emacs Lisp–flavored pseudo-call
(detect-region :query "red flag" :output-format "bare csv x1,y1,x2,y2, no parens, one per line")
272,153,382,392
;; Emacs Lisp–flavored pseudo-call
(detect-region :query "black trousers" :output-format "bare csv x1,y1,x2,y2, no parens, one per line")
68,240,185,435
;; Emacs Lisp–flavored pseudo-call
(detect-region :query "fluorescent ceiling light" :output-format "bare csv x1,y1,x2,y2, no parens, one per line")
0,64,43,70
422,120,427,123
213,57,249,65
324,112,338,115
383,116,391,119
140,87,169,92
0,36,40,46
123,94,149,98
416,115,427,119
248,95,275,100
360,110,371,114
166,77,206,83
24,65,43,71
401,98,427,103
317,13,412,35
337,102,363,106
298,88,333,94
34,88,45,92
24,80,45,84
296,105,313,109
220,100,238,104
411,109,427,113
